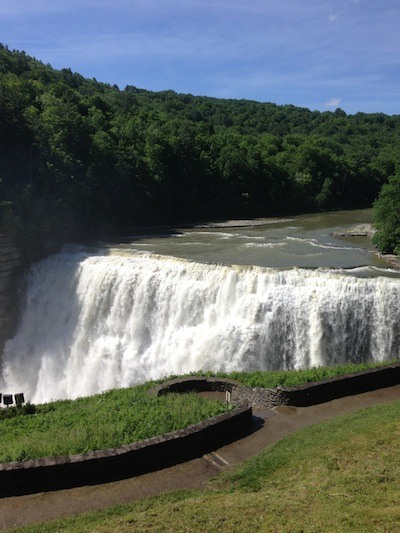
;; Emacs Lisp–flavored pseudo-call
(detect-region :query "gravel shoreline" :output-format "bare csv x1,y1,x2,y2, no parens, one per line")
193,217,293,228
330,223,376,238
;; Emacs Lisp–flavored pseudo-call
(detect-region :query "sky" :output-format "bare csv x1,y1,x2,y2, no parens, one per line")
0,0,399,115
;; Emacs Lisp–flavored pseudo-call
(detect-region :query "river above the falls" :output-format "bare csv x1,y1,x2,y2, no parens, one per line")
98,209,398,277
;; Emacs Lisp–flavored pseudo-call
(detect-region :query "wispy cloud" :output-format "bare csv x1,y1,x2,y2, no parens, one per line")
325,97,341,108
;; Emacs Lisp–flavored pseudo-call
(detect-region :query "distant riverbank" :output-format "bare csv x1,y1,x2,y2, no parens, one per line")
331,223,400,270
193,217,293,229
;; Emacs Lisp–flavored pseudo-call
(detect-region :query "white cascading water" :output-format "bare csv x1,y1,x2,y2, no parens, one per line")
1,250,399,403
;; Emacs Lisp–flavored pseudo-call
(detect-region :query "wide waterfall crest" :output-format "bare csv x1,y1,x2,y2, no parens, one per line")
1,250,399,403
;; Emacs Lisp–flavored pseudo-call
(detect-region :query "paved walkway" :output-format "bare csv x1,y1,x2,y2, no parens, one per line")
2,384,400,530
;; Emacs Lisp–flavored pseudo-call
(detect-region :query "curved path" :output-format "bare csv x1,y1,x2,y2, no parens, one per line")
2,384,400,530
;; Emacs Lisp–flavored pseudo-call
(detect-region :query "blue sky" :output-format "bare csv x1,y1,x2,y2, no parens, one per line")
1,0,399,115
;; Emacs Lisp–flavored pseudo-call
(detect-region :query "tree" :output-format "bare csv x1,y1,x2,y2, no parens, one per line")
2,45,400,252
373,174,400,255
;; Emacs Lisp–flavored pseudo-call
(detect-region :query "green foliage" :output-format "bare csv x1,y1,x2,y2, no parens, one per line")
0,200,22,235
373,174,400,255
0,402,36,420
0,384,226,462
1,44,400,255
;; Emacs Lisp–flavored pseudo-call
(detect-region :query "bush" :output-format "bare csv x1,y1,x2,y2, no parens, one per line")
0,402,36,420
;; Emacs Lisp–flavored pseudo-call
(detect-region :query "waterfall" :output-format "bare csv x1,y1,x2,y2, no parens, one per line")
1,250,399,403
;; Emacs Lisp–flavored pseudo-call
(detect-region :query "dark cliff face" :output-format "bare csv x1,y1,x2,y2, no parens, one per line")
0,235,21,356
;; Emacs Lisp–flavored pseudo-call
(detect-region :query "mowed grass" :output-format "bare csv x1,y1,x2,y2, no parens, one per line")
0,384,227,463
17,398,400,532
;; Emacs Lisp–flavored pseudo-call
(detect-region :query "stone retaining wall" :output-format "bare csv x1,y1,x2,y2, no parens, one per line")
0,403,252,498
151,367,400,408
279,363,400,406
151,377,287,409
232,362,400,408
231,386,289,408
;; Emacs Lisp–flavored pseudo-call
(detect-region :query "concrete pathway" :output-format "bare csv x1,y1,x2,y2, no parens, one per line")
2,384,400,531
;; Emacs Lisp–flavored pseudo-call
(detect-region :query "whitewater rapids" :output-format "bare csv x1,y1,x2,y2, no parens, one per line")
1,250,399,403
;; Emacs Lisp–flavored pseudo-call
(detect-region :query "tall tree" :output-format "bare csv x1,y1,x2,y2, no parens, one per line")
373,175,400,255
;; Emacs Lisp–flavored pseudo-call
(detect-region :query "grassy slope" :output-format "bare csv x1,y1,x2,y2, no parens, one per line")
0,384,226,463
17,398,400,532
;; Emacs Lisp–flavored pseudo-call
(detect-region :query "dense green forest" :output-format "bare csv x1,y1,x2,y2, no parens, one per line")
0,44,399,258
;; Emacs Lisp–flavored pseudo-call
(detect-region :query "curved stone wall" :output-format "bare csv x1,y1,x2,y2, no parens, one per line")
150,367,400,409
0,402,252,498
150,376,240,396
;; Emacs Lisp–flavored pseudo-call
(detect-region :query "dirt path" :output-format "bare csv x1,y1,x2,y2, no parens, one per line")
2,384,400,531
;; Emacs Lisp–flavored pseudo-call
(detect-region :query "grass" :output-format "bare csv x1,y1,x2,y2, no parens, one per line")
3,360,394,463
17,399,400,532
184,358,399,388
0,383,227,463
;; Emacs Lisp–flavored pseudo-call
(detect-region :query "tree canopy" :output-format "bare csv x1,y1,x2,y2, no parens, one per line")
373,175,400,255
0,44,399,258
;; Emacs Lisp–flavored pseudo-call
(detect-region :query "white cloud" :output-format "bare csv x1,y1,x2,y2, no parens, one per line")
325,97,341,108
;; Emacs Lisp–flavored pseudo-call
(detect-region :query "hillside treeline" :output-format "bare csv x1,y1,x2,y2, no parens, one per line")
1,45,399,257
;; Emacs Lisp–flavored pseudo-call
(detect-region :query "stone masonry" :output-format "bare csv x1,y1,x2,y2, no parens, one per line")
231,385,289,408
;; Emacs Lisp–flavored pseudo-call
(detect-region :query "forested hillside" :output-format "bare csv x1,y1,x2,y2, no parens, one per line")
1,45,399,257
